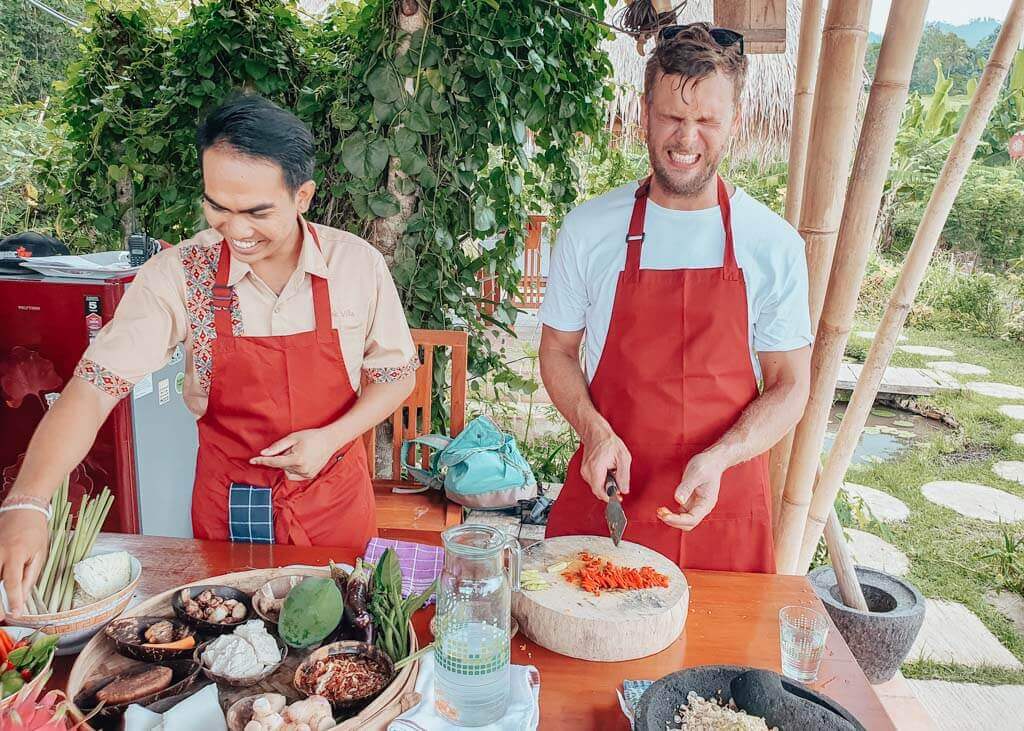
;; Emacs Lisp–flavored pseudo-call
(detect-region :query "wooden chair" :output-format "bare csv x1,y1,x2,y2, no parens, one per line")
512,215,547,310
365,329,467,545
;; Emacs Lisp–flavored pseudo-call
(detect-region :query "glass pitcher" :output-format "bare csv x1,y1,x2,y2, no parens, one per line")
434,523,521,727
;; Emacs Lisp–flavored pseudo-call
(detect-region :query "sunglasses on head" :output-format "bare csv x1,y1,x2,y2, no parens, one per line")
658,24,745,55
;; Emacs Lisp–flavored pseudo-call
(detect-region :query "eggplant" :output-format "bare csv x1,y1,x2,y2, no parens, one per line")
344,558,374,644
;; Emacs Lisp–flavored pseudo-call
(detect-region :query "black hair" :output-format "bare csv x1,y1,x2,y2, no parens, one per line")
196,94,315,192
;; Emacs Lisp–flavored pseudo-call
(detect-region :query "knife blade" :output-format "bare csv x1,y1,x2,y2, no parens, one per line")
604,472,627,546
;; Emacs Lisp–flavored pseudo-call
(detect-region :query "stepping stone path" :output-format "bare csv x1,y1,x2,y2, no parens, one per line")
908,680,1024,731
986,590,1024,637
844,528,909,576
1000,404,1024,420
841,482,910,523
993,461,1024,486
927,361,990,377
854,330,908,342
898,345,955,357
1013,434,1024,447
964,381,1024,400
921,480,1024,522
909,599,1022,669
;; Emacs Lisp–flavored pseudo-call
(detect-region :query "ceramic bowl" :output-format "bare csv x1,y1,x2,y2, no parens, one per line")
293,640,395,709
195,633,289,688
104,616,196,663
171,585,251,635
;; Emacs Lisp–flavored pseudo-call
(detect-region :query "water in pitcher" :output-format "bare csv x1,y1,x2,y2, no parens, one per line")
433,524,521,727
434,620,511,726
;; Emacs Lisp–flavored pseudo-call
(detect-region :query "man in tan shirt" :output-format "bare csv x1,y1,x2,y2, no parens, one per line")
0,95,418,617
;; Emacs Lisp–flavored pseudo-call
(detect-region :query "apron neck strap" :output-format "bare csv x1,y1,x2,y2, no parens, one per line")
623,177,650,281
717,176,740,281
213,221,336,341
624,175,740,281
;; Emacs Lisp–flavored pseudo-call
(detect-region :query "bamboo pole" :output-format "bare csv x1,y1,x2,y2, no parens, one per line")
796,0,1024,574
773,0,873,573
770,0,827,533
782,0,825,228
778,0,929,575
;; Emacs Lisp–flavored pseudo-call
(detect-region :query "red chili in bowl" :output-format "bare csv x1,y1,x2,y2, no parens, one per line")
299,654,390,702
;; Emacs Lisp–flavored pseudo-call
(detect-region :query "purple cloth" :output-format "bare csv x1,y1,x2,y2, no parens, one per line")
363,538,444,605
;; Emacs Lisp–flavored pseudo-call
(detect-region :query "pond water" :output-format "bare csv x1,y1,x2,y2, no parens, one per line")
822,403,949,465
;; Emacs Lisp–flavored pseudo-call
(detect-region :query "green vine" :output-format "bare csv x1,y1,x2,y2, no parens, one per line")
46,0,612,399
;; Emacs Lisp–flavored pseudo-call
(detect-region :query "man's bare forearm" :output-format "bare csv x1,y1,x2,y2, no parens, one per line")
539,339,609,443
703,355,810,469
324,378,415,448
10,378,118,501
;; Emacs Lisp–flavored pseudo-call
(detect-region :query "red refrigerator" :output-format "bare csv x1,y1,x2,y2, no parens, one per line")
0,271,198,536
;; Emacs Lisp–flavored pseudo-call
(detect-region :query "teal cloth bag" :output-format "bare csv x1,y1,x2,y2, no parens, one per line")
400,415,537,509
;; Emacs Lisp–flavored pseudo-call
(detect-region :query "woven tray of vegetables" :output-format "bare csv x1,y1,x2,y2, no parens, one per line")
66,548,433,730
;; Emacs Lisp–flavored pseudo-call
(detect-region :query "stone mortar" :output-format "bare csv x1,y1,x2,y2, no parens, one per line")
809,566,926,684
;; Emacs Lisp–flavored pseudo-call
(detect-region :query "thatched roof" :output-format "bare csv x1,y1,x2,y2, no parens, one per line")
603,0,802,163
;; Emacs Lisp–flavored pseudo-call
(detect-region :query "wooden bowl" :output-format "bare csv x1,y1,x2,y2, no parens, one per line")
294,640,395,710
104,616,196,663
72,657,200,722
195,633,289,688
225,693,298,731
171,585,251,634
251,575,306,625
2,552,141,654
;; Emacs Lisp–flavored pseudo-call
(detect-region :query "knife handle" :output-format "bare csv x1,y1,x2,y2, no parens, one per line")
605,472,620,499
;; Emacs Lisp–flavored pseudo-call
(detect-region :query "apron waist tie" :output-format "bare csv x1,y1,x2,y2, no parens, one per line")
273,487,313,547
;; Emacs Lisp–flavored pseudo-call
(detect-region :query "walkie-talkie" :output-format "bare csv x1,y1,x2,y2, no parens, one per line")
127,231,160,267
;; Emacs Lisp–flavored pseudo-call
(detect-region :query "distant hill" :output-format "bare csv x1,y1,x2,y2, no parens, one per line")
868,18,999,48
933,18,1000,47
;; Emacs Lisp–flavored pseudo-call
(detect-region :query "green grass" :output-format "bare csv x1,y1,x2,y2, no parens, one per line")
840,326,1024,684
902,659,1024,686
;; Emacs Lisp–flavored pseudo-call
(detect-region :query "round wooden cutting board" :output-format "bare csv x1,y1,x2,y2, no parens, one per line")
511,536,688,662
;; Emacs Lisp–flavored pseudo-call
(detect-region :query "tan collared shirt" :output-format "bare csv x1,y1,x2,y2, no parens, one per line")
75,219,419,417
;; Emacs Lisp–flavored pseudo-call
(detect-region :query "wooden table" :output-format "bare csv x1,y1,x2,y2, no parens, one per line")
47,534,895,730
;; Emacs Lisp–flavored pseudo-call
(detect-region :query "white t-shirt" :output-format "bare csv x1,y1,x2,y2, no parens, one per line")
539,181,812,382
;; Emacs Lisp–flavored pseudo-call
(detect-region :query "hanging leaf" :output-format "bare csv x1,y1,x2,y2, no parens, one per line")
366,63,403,103
474,203,496,232
369,190,401,218
340,133,368,178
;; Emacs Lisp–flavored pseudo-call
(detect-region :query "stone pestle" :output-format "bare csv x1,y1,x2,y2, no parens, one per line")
729,669,857,731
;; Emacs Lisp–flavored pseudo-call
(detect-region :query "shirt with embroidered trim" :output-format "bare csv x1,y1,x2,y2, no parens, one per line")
74,219,419,417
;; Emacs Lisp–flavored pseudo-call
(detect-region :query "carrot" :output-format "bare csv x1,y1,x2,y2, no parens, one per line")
561,552,669,596
0,629,12,654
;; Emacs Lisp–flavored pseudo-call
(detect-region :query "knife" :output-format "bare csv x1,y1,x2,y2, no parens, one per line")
604,472,627,547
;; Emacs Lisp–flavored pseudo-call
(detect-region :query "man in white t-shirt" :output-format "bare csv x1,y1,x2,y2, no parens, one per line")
538,24,811,572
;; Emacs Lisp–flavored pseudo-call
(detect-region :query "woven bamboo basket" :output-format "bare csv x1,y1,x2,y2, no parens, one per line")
67,566,420,729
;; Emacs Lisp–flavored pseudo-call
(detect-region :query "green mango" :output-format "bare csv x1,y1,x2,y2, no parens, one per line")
278,576,344,649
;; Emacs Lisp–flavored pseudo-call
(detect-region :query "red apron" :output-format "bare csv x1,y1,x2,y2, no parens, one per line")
190,224,376,548
545,177,775,573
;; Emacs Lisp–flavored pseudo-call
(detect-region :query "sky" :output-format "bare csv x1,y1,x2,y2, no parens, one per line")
868,0,1011,34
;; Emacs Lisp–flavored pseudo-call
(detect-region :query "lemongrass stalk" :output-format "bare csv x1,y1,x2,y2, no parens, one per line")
59,490,111,611
56,499,90,613
37,511,68,602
